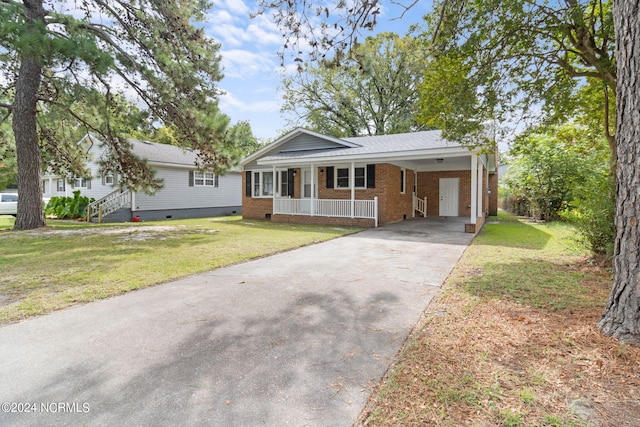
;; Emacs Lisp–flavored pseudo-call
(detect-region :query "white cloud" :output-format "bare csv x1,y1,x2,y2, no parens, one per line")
221,49,277,79
219,91,279,113
220,0,250,15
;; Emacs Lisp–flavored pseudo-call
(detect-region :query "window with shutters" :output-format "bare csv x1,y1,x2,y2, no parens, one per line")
336,167,366,189
72,177,90,188
250,171,274,197
194,171,217,186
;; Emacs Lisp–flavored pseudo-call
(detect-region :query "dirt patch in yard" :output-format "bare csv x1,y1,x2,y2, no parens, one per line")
358,259,640,426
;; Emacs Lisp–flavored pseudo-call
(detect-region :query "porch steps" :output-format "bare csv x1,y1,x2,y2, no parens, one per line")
413,195,427,217
87,189,131,223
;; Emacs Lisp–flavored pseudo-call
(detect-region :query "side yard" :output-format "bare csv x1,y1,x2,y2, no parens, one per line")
360,212,640,426
0,216,358,325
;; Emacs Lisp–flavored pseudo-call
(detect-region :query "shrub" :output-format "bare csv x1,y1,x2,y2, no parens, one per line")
45,190,94,219
563,174,615,256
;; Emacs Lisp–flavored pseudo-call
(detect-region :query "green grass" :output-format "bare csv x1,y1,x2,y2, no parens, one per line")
362,211,611,426
455,211,600,311
0,215,15,230
0,216,360,323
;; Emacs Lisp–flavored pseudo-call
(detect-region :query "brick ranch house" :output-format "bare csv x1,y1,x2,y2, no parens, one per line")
241,128,498,233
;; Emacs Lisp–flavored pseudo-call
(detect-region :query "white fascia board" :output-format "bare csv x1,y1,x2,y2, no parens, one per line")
240,127,360,166
256,146,474,166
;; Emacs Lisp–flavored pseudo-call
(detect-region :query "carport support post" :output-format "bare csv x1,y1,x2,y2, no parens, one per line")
350,161,355,218
470,154,477,225
310,164,315,216
477,158,483,219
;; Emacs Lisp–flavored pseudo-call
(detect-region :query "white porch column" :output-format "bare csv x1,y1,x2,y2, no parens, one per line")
470,154,477,225
350,161,355,218
272,165,276,214
310,164,315,216
477,159,484,218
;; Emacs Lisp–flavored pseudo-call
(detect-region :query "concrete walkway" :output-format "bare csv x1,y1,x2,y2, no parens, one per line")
0,218,473,426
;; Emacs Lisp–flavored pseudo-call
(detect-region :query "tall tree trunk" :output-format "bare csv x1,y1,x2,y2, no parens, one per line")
597,0,640,345
12,0,46,230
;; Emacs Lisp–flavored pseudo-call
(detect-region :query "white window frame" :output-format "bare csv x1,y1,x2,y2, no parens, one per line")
400,168,406,194
194,171,218,187
57,179,65,192
104,173,115,185
73,177,89,188
252,171,274,197
279,170,289,197
335,166,366,189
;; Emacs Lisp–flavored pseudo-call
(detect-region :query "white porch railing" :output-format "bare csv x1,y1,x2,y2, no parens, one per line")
413,195,427,217
87,189,131,223
273,197,378,227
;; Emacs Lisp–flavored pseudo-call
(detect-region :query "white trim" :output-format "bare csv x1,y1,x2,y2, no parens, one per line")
251,170,275,198
477,160,484,218
470,154,477,224
310,164,315,216
334,165,367,190
241,127,360,166
256,146,473,167
400,167,406,194
350,161,355,218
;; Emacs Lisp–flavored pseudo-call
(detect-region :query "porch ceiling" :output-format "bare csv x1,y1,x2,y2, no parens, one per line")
395,154,471,172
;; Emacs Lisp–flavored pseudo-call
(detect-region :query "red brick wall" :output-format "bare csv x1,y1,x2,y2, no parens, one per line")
488,172,498,216
242,164,414,226
417,170,472,218
271,215,375,227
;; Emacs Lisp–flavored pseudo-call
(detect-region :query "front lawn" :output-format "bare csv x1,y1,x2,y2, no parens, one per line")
360,211,640,427
0,216,359,324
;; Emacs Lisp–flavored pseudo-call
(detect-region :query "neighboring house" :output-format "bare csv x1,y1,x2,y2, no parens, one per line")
42,134,242,222
241,128,498,233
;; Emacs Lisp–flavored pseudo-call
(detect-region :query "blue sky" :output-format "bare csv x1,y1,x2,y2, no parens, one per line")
204,1,433,142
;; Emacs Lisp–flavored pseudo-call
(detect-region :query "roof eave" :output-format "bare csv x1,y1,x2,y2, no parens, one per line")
240,127,360,166
255,146,475,167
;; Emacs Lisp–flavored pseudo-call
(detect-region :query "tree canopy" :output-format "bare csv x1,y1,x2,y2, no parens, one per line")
1,0,246,230
281,33,427,137
257,0,639,345
420,0,615,150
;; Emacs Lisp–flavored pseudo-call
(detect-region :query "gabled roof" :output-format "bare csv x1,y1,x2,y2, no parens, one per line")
241,127,360,166
128,139,198,167
254,130,471,165
84,133,240,172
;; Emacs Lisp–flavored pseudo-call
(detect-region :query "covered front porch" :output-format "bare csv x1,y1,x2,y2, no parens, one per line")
241,128,497,232
273,196,379,226
251,153,490,232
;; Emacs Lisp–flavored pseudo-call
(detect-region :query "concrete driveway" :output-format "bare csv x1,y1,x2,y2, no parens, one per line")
0,218,473,426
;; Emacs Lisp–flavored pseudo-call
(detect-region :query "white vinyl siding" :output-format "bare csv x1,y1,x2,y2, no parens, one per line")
134,168,241,211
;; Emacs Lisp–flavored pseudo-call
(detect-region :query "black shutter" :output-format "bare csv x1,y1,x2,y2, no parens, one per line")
287,169,295,197
366,164,375,188
245,171,252,197
188,171,194,187
326,166,334,188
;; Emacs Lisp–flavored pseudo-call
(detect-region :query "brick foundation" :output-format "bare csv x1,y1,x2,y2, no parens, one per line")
271,214,375,228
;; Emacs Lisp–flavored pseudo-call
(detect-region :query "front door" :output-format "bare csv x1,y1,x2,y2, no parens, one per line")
439,178,459,216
